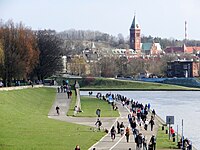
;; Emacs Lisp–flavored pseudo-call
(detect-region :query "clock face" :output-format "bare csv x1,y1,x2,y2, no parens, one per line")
136,24,139,28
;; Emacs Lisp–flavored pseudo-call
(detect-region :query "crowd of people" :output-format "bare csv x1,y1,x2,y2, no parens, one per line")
74,91,193,150
89,92,158,149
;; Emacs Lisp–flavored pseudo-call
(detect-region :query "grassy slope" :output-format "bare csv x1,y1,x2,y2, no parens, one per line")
67,96,119,117
80,78,197,90
157,127,177,149
0,88,104,150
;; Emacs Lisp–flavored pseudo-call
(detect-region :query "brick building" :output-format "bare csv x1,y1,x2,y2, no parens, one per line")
129,15,163,57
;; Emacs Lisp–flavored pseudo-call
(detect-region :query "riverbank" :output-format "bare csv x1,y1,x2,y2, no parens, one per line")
80,88,200,91
56,77,200,91
81,91,198,149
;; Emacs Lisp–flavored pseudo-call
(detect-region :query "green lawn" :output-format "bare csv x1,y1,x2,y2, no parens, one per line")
67,95,119,117
81,78,197,90
0,88,104,150
157,126,178,149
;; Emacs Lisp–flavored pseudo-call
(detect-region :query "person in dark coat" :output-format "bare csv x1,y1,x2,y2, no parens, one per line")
150,134,156,150
95,119,102,131
110,126,116,141
56,106,60,115
149,118,155,131
117,121,120,134
135,133,143,149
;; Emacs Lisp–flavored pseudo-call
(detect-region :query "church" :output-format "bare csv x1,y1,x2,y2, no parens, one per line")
129,15,163,57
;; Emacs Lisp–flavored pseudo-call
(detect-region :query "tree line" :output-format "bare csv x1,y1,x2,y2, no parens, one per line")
0,20,63,86
58,29,200,50
68,53,179,78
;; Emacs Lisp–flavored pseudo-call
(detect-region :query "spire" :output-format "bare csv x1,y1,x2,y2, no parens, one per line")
130,14,140,29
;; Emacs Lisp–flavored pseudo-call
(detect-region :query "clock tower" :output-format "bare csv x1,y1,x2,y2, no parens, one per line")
130,15,141,54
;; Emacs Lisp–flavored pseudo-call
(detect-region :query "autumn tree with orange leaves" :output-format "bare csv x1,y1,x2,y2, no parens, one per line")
0,20,39,86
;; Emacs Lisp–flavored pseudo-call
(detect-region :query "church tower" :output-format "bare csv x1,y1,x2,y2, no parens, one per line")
130,15,141,54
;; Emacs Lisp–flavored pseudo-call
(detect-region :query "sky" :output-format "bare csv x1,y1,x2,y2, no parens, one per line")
1,0,200,40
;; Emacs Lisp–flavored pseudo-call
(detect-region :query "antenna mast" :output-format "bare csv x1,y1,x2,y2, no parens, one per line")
185,21,187,42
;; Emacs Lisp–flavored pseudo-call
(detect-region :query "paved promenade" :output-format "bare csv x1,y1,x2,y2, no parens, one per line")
48,91,161,150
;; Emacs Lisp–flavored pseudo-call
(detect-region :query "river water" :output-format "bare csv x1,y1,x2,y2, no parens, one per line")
80,91,200,149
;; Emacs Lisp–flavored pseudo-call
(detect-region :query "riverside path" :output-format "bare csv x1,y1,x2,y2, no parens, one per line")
48,89,161,150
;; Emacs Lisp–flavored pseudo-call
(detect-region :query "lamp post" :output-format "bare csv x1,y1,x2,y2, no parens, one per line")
182,119,184,150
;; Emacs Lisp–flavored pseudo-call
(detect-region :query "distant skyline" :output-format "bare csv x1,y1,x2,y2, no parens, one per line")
1,0,200,40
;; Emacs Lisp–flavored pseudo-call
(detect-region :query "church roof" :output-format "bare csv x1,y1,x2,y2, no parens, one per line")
141,43,152,51
130,15,140,29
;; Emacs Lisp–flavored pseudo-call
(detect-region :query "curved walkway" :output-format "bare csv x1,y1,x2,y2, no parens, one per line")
48,92,116,133
48,91,162,150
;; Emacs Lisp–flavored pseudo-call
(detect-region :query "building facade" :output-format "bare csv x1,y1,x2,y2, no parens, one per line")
167,60,199,78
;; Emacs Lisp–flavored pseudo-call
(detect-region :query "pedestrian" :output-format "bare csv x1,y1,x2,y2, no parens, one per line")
152,109,156,117
143,136,147,150
150,134,156,150
170,126,175,137
95,119,102,131
149,118,155,131
119,122,125,136
148,103,150,112
135,133,143,150
67,90,70,99
115,121,120,134
122,100,125,107
125,126,130,142
60,86,63,93
57,87,60,93
69,90,72,98
75,145,80,150
74,106,78,116
56,106,60,115
110,126,116,141
96,108,101,118
144,119,148,131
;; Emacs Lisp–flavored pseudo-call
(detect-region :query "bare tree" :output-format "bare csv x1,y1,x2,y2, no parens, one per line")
0,20,39,86
33,30,63,80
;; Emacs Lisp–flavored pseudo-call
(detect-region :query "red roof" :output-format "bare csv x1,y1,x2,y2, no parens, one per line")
185,46,200,53
164,46,184,53
165,45,200,54
185,47,194,53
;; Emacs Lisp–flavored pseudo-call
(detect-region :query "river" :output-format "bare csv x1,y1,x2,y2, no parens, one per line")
80,91,200,149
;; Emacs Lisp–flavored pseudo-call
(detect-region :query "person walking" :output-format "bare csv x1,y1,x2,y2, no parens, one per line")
125,126,130,142
95,119,102,131
119,122,125,136
152,109,156,117
110,126,116,141
150,134,156,150
56,106,60,115
135,133,143,150
144,119,149,131
170,126,175,137
143,136,147,150
149,118,155,131
117,121,120,134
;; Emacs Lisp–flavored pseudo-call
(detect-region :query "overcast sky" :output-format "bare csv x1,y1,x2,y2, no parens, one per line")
1,0,200,40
